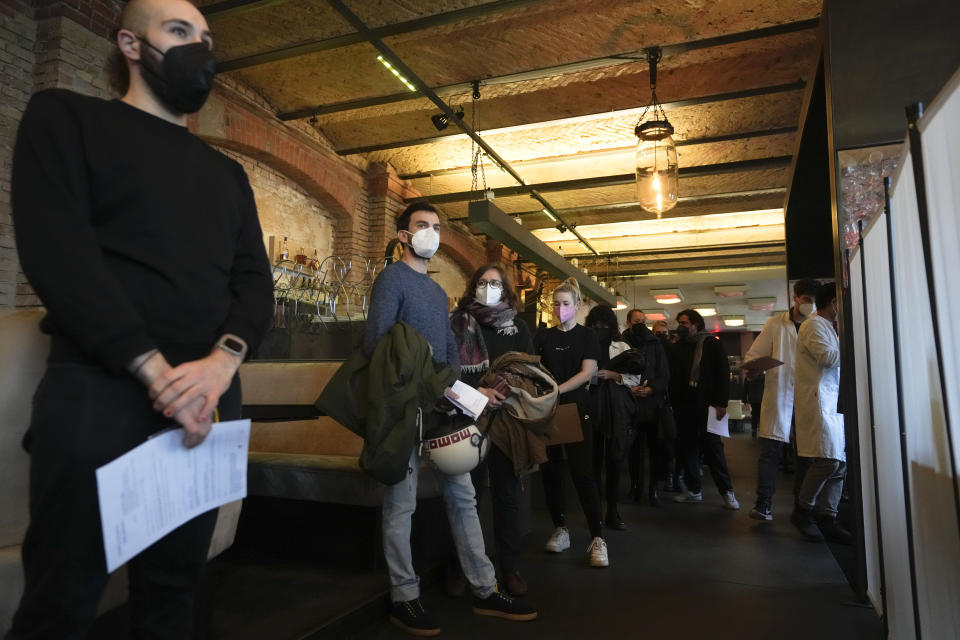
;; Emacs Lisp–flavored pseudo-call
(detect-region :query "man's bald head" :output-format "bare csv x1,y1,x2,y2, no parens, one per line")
108,0,210,95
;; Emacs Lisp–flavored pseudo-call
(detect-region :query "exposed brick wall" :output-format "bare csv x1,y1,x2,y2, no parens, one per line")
219,148,337,263
0,5,38,308
0,4,378,310
429,250,468,308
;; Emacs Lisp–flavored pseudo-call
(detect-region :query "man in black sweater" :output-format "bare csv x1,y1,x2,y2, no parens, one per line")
668,309,740,510
7,0,273,637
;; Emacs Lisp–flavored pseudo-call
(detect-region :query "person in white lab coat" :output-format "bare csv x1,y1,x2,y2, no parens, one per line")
791,282,852,544
743,278,820,521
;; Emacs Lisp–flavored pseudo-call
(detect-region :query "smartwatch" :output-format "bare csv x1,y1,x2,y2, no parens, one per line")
215,335,246,359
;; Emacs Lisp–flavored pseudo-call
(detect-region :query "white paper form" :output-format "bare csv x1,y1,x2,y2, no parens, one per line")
96,419,250,572
706,406,730,438
445,380,489,420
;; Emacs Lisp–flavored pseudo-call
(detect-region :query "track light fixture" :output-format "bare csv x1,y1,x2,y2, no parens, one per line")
431,106,465,131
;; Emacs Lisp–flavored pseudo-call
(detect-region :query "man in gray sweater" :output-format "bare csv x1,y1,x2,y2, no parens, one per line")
364,202,536,636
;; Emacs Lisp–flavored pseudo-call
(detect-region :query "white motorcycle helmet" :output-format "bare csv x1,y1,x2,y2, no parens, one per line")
422,417,489,475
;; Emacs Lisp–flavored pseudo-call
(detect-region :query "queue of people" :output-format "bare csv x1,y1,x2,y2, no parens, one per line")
2,1,850,632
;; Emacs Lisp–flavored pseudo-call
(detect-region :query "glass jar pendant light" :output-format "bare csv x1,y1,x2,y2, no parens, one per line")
635,47,678,218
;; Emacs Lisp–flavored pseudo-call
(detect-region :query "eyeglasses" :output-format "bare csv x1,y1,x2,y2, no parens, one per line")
477,279,503,289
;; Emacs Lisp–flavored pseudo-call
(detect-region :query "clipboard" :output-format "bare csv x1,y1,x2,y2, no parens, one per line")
740,356,783,373
546,403,585,444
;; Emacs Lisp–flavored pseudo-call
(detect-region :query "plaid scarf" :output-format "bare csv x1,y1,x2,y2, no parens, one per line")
450,300,518,374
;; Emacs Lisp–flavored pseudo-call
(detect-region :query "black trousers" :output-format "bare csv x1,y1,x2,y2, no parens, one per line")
674,403,734,495
627,418,669,492
470,444,522,574
6,362,241,640
541,418,603,539
592,428,621,511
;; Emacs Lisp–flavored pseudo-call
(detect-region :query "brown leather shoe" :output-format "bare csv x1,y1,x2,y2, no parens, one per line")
504,570,528,597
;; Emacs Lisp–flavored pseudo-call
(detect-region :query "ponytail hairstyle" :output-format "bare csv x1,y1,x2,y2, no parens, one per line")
552,277,582,304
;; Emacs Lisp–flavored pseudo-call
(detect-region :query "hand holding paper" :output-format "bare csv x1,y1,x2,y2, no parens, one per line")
444,380,489,420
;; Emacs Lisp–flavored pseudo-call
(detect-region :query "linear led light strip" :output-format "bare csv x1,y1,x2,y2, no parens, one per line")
377,55,417,92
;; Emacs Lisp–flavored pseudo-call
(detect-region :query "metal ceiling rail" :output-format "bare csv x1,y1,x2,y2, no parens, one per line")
444,187,788,223
274,19,818,119
201,0,288,19
214,0,547,71
577,241,785,261
326,0,598,255
398,126,798,180
413,156,793,205
334,82,805,155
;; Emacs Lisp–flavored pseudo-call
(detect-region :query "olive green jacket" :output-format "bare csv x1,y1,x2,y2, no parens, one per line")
316,322,457,485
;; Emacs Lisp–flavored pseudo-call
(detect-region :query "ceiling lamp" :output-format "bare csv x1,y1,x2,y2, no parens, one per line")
692,303,718,317
615,299,629,311
747,297,778,311
642,309,668,321
714,284,747,298
723,315,746,327
430,106,464,131
634,47,679,218
650,288,683,304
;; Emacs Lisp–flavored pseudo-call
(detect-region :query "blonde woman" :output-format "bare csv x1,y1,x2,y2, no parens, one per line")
534,279,608,567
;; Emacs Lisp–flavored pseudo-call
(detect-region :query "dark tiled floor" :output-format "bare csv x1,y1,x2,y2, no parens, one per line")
88,433,879,638
350,433,881,640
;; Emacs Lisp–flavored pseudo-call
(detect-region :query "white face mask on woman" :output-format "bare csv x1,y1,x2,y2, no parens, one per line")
475,285,502,306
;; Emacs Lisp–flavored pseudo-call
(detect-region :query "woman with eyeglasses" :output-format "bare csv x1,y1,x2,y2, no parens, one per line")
449,263,534,596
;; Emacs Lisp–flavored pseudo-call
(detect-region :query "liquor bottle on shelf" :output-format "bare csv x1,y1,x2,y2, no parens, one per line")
311,249,320,270
280,236,289,261
295,247,308,265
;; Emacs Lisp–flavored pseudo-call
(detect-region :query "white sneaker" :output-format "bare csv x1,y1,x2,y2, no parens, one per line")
544,526,570,553
723,491,740,510
673,491,703,503
587,537,609,567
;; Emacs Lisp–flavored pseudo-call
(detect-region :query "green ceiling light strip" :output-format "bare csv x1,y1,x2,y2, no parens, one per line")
376,55,417,92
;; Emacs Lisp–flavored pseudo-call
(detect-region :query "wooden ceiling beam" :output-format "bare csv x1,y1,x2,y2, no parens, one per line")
335,82,804,155
215,0,548,72
274,19,817,120
413,156,792,204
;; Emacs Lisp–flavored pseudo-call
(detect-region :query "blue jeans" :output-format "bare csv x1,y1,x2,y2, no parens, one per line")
382,448,496,602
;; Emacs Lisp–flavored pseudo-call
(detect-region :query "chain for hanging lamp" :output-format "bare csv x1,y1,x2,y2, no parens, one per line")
469,81,488,198
634,46,679,218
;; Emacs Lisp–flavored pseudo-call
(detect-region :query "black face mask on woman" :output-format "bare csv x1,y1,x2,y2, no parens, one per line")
138,38,216,114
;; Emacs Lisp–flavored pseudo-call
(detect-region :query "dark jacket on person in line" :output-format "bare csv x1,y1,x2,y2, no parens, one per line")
621,322,671,417
316,322,457,485
668,333,730,409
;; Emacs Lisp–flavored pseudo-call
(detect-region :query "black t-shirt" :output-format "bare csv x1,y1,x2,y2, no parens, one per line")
534,323,601,406
12,89,273,372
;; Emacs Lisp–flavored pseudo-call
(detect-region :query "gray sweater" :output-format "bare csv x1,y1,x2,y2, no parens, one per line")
363,260,460,371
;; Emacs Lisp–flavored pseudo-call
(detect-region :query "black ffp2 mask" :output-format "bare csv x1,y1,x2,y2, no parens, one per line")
139,38,216,114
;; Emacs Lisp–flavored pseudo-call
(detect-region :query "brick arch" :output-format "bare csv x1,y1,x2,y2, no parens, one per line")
189,89,363,221
439,224,486,276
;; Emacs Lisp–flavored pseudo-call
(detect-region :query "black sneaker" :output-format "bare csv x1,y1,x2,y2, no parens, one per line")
390,599,441,637
749,502,773,521
819,516,853,545
473,587,538,621
790,507,824,542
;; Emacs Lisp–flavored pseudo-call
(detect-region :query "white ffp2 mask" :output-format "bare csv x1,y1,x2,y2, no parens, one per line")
476,285,502,306
405,228,439,259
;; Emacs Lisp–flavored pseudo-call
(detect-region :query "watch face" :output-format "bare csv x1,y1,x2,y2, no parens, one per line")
224,338,244,352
